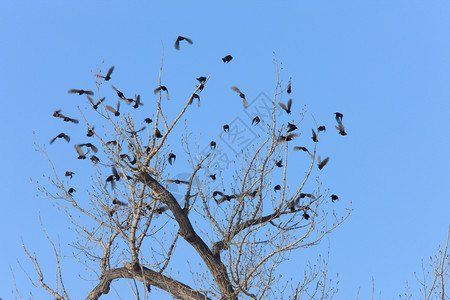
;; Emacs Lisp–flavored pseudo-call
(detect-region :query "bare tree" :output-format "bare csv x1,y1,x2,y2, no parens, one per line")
21,50,351,300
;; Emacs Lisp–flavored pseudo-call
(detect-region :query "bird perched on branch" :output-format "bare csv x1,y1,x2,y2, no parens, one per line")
96,66,115,81
68,89,93,96
222,55,233,63
50,133,70,144
174,36,193,50
231,86,248,108
196,76,207,83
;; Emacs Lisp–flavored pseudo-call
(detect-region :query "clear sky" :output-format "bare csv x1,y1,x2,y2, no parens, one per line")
1,1,449,299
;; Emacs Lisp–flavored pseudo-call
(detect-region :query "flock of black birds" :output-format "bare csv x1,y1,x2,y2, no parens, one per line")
50,35,346,218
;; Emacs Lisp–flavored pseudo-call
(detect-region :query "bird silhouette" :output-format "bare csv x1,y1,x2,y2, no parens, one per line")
223,124,229,132
96,66,115,81
53,110,78,124
275,160,283,168
65,171,75,179
209,174,216,180
154,86,170,100
222,55,233,63
210,141,216,150
132,94,143,109
191,94,200,106
274,185,281,191
156,205,169,214
318,156,329,170
106,140,117,146
90,155,99,164
231,86,248,108
144,118,152,124
287,122,297,133
311,129,318,142
155,128,163,138
287,78,292,94
252,116,260,126
277,133,299,143
174,36,193,50
335,122,347,136
279,99,292,114
50,133,70,144
168,153,176,165
331,194,339,202
213,191,236,204
86,96,104,110
111,85,125,99
318,126,326,132
86,126,95,137
303,211,310,220
68,89,93,96
167,179,189,185
74,144,86,159
196,76,207,83
196,84,205,92
334,112,343,123
112,166,120,180
68,188,76,196
79,143,98,153
112,195,127,207
106,101,120,116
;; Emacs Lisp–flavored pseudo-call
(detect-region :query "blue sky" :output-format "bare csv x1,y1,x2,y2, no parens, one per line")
1,1,449,299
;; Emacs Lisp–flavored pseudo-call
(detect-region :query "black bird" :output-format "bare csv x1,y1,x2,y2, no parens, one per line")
289,198,300,212
209,174,216,180
65,171,75,179
196,84,204,92
213,191,236,204
303,211,310,220
120,154,130,160
74,144,86,159
279,99,292,114
154,86,170,100
156,205,169,214
168,153,176,165
105,175,116,190
210,141,216,150
68,188,76,196
144,118,152,124
275,160,283,168
222,55,233,63
196,76,207,83
318,156,329,170
223,124,229,132
334,112,343,123
90,155,99,164
96,66,115,81
277,133,299,143
252,116,260,126
287,122,297,133
335,122,347,136
106,101,120,116
287,77,292,94
231,86,248,108
274,185,281,192
86,96,104,110
331,194,339,202
155,128,163,138
52,110,78,124
167,179,189,185
192,94,200,106
311,129,318,142
112,166,120,180
79,143,98,153
174,36,193,50
318,126,326,132
68,89,93,96
132,94,143,109
50,133,70,144
86,126,95,137
112,195,127,207
111,85,125,99
106,140,117,146
293,146,309,152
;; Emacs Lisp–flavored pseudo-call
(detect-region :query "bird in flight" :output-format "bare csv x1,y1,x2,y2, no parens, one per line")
222,55,233,63
277,133,299,143
133,94,143,109
86,96,104,110
231,86,248,108
252,116,260,126
279,99,292,114
334,112,343,123
318,156,329,170
74,144,86,159
168,153,176,165
96,66,115,81
68,89,93,96
154,86,170,100
86,126,95,137
167,179,189,185
318,126,326,132
174,36,193,50
50,133,70,144
52,110,78,124
106,101,120,116
331,194,339,202
287,122,297,133
311,129,318,142
223,124,229,132
287,77,292,94
65,171,75,179
335,121,347,136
